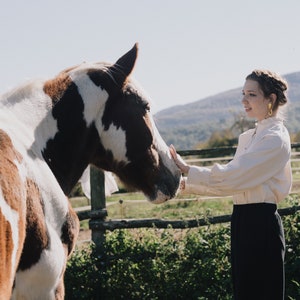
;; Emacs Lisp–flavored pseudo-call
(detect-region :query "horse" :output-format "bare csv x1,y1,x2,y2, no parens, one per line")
0,43,181,299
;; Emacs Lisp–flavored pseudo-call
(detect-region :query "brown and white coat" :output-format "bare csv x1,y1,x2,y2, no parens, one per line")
0,44,180,299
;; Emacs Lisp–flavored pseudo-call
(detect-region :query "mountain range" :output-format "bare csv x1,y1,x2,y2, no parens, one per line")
154,71,300,150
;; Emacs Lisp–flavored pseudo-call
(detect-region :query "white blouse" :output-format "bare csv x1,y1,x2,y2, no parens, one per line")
184,117,292,205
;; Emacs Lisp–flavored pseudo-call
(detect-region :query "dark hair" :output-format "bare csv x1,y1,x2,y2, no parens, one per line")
246,70,288,112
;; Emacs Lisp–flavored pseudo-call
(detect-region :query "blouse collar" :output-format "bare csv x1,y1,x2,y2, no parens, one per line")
256,116,283,126
254,117,283,135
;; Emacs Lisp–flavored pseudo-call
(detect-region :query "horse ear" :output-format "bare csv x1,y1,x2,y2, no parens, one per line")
110,43,138,87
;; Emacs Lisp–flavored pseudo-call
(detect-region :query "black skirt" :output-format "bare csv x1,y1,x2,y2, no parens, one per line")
231,203,285,300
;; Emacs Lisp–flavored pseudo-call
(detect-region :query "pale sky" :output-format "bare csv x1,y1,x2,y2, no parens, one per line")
1,0,299,113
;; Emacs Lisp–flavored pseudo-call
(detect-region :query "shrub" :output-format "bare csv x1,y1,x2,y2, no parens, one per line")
65,209,300,299
66,225,231,299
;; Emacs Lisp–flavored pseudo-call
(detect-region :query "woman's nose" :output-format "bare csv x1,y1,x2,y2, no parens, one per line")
242,96,247,104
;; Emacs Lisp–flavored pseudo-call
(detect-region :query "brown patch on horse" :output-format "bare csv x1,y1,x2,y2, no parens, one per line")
0,217,14,299
43,72,72,105
0,129,26,298
0,130,24,211
54,201,79,299
61,202,79,255
18,179,49,271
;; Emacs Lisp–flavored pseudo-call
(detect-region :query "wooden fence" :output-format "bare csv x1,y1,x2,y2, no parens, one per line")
76,143,300,251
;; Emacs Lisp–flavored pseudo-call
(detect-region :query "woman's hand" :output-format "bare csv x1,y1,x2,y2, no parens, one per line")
179,178,186,191
169,144,190,174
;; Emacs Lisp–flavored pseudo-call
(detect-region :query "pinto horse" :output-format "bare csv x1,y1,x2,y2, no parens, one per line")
0,44,181,299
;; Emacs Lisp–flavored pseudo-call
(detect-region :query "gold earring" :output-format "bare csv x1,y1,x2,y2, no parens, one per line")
268,103,273,117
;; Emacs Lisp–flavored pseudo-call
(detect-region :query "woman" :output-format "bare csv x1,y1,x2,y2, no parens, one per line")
170,69,292,300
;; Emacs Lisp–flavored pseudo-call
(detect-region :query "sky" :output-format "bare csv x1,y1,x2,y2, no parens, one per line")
1,0,300,113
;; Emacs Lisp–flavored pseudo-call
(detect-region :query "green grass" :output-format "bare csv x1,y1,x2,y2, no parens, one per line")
70,197,90,208
70,171,300,233
105,195,233,220
71,193,299,235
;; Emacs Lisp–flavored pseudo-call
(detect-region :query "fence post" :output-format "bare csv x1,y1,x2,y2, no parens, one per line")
89,166,107,254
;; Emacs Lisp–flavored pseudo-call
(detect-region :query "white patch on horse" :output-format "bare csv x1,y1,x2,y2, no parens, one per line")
12,225,66,299
70,72,109,126
30,159,69,231
0,189,19,275
0,80,58,154
100,123,129,163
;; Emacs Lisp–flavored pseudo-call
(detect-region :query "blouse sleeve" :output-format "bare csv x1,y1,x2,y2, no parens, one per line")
186,133,290,195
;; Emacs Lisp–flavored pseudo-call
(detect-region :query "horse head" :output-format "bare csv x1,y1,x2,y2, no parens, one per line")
43,44,181,203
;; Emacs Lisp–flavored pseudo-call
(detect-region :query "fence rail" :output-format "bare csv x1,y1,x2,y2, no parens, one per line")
77,143,300,250
82,205,300,231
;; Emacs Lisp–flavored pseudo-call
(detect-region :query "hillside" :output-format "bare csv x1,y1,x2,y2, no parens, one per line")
154,71,300,149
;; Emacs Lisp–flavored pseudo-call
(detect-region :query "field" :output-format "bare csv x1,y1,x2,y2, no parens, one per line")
71,170,300,240
71,152,300,240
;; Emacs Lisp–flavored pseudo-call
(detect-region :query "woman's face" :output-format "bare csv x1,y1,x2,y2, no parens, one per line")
242,79,270,121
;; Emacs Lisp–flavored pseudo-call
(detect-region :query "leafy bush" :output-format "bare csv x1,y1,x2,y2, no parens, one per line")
65,207,300,299
284,210,300,299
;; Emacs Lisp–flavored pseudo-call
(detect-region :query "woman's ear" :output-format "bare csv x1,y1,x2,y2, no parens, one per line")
269,93,277,105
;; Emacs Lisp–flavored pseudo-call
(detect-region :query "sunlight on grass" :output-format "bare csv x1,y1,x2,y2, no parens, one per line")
71,172,300,225
105,196,234,220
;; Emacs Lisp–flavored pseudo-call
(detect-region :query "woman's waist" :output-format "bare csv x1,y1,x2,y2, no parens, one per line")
232,188,280,205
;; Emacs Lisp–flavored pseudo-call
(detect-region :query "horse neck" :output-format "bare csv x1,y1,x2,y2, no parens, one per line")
42,122,102,195
0,80,99,196
40,73,110,195
40,122,95,196
40,90,105,195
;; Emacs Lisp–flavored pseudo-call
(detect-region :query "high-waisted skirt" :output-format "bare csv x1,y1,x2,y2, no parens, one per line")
231,203,285,300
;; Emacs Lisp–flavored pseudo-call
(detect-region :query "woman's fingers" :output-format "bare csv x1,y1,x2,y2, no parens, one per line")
169,144,189,174
169,144,177,160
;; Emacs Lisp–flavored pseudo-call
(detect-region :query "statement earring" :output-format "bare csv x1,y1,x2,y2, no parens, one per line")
268,103,273,117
